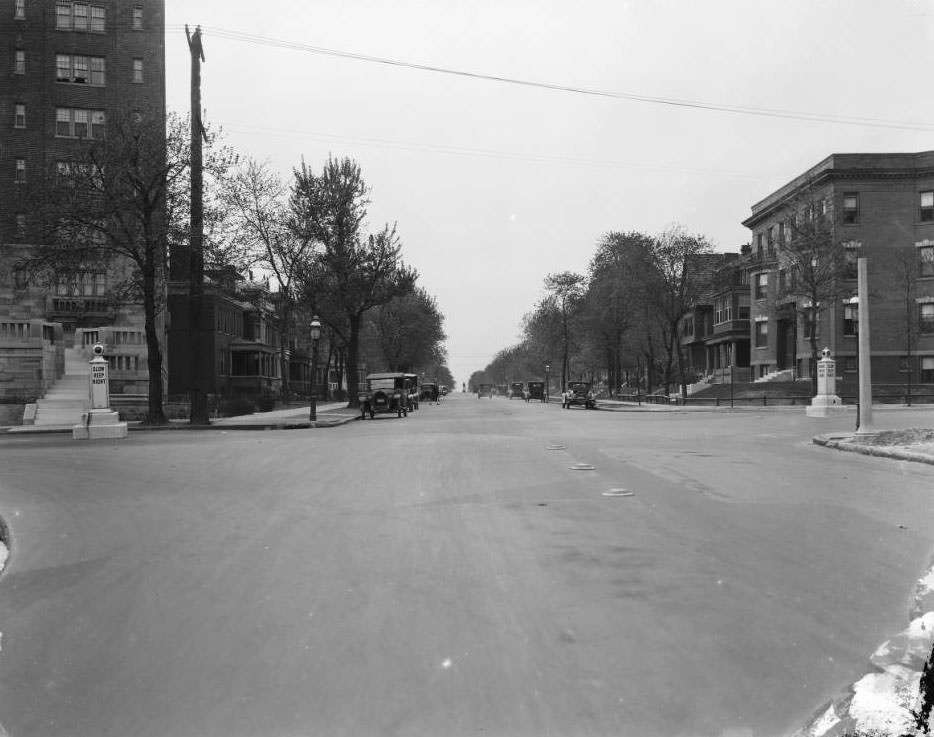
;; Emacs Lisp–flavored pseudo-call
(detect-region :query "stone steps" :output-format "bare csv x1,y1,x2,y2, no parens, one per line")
33,347,90,426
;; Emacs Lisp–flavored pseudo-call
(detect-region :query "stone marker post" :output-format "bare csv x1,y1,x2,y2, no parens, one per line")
73,343,128,440
806,347,846,417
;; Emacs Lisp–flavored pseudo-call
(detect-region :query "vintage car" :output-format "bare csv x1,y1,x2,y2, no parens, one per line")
421,382,440,403
477,383,494,398
525,381,546,402
508,382,526,400
358,372,413,419
565,381,596,409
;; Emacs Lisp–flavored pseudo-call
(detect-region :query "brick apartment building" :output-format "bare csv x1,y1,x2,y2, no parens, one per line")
0,0,165,399
680,152,934,392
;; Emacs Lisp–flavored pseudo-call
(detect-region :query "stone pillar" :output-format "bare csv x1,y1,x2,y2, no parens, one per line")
806,347,847,417
73,343,128,440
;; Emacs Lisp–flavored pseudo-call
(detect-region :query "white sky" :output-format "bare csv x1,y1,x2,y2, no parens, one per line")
164,0,934,386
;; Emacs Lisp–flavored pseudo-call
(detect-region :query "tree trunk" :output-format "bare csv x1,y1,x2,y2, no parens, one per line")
278,298,292,401
345,313,362,407
142,273,167,425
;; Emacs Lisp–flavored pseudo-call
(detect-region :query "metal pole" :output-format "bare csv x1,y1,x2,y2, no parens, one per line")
309,337,319,422
730,362,734,409
856,257,875,434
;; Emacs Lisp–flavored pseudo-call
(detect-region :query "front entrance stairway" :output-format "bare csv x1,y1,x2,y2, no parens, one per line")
32,348,90,426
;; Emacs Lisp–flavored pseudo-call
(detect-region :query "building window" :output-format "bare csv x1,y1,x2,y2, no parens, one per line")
90,4,104,32
56,0,70,27
843,304,858,336
56,107,105,139
14,0,25,19
14,103,26,128
14,49,25,75
843,356,857,372
766,226,775,255
754,272,768,300
899,356,911,373
921,303,934,334
56,2,104,31
921,243,934,278
842,193,859,224
922,192,934,223
55,55,105,85
132,58,143,83
132,6,143,29
922,357,934,384
754,320,768,347
756,233,763,258
15,158,25,183
778,221,785,245
844,247,859,279
714,297,732,325
15,214,26,238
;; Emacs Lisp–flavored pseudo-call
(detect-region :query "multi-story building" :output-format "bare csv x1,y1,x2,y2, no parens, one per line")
0,0,165,399
741,151,934,388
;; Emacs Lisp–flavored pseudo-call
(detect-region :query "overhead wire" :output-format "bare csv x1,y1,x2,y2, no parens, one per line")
172,24,934,133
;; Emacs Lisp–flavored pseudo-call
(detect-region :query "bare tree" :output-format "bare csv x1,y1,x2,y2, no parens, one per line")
648,225,714,396
542,271,586,392
771,191,855,394
221,158,316,400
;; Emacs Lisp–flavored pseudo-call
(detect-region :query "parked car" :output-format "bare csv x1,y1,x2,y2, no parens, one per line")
508,382,526,400
421,382,440,403
526,381,546,402
565,381,596,409
358,373,413,419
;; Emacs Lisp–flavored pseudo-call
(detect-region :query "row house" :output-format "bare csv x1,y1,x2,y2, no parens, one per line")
683,151,934,390
742,152,934,387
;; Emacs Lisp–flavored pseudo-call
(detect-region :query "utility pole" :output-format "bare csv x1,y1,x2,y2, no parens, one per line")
186,25,209,424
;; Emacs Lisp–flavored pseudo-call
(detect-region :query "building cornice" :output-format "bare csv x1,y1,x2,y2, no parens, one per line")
743,151,934,229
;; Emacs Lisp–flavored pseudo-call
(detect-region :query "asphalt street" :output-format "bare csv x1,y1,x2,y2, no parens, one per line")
0,395,932,737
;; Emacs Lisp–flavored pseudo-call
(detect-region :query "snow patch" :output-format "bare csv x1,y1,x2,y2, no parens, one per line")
849,671,919,736
809,703,840,736
0,542,7,573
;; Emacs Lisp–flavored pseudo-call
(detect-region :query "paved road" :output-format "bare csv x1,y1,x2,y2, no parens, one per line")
0,395,932,737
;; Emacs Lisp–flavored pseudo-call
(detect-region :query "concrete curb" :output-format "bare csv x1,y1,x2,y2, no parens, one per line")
813,434,934,467
0,413,360,435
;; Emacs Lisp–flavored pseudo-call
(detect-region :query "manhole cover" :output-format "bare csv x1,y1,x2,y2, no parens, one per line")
569,463,595,471
602,489,634,497
547,444,566,450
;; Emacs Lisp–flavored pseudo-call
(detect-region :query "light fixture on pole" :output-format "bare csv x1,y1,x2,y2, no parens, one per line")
309,316,321,422
544,364,550,404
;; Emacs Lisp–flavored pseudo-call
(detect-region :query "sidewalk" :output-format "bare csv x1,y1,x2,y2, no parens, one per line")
2,401,360,435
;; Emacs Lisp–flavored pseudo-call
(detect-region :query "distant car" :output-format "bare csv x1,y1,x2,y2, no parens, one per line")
508,382,525,400
477,383,494,398
358,373,413,419
421,382,440,403
526,381,546,402
565,381,596,409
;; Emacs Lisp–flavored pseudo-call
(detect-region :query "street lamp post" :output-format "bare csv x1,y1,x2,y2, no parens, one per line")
309,316,321,422
544,364,550,403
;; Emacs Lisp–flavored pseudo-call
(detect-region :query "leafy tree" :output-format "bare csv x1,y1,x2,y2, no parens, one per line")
585,231,655,394
374,287,446,373
292,156,417,406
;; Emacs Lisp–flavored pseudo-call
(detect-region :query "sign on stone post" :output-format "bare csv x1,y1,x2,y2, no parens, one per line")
73,343,128,440
806,347,847,418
